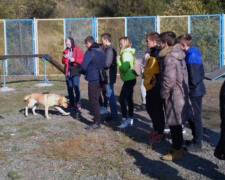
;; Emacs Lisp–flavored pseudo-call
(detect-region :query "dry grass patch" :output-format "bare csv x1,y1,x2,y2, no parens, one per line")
40,132,138,176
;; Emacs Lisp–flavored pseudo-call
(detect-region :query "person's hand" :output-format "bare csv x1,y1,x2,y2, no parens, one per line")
70,57,75,62
63,54,68,58
116,55,120,61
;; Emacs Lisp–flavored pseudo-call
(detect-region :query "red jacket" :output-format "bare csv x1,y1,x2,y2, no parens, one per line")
62,45,84,76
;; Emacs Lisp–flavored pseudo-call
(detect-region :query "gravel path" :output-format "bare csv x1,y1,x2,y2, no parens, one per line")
0,76,224,180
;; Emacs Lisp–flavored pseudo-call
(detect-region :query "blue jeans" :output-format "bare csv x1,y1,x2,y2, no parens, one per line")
66,76,81,105
105,84,118,118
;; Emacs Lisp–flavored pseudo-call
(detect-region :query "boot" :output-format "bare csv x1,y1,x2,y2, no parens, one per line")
162,147,183,161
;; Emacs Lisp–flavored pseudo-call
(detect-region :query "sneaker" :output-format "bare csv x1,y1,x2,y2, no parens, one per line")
136,104,146,112
85,123,101,130
100,106,108,115
150,133,164,143
182,125,186,134
75,104,81,110
162,147,183,161
105,116,118,121
146,131,157,137
118,117,133,129
185,139,194,146
164,127,170,133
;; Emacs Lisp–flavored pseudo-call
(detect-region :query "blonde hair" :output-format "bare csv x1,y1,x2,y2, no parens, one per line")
119,37,132,51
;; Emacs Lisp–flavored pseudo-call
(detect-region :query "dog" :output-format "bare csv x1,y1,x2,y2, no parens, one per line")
23,93,69,119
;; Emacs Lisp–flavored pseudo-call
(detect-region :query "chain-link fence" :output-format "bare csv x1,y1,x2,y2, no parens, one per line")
190,15,221,72
0,14,224,76
5,20,34,75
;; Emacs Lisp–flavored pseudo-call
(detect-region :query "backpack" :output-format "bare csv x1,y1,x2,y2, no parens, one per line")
132,58,142,76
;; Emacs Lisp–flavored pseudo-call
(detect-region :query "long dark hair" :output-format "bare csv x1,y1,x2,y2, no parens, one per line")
67,37,75,51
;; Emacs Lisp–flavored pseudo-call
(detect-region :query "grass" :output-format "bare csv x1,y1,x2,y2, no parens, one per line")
11,146,21,152
0,151,6,160
0,76,224,179
7,171,22,180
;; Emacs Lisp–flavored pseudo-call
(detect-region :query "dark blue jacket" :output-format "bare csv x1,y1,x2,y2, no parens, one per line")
81,42,106,82
186,46,206,97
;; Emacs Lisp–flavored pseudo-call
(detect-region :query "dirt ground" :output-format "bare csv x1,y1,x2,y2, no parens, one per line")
0,75,225,180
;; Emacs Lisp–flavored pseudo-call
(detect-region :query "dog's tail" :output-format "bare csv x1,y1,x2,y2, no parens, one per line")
23,95,30,102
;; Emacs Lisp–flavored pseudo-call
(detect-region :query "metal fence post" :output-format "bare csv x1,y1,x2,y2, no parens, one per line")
4,20,8,76
125,17,127,36
33,18,38,76
221,13,224,66
63,18,66,47
156,16,160,33
188,15,191,34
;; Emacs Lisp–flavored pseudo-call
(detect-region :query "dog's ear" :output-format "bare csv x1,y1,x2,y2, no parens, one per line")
58,97,63,105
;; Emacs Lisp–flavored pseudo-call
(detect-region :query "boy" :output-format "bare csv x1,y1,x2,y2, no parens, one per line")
159,31,189,160
178,34,206,152
143,32,165,142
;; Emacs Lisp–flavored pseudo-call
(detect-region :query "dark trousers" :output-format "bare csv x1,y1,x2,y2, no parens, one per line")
170,125,183,150
119,79,136,118
188,97,203,144
88,81,102,124
146,87,165,134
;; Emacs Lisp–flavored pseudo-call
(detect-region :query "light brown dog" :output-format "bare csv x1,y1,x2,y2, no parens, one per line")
23,93,69,119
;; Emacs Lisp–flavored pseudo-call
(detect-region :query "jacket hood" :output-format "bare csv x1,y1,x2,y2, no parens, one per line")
90,42,101,49
121,47,136,55
159,44,185,61
170,44,186,61
158,45,174,58
186,46,201,56
67,37,75,50
150,45,162,57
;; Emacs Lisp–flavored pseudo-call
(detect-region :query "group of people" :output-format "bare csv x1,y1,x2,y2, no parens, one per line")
61,31,206,161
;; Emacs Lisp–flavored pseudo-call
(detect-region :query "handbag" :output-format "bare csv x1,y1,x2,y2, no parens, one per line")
69,48,81,77
91,50,108,85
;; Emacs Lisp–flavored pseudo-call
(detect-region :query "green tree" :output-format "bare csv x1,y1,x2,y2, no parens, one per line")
165,0,206,15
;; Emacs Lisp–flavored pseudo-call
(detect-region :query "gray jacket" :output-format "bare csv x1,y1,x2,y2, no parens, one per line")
104,44,117,84
159,44,191,126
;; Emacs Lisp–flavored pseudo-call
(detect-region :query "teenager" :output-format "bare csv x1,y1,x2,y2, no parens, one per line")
178,34,206,152
62,37,84,110
144,32,165,143
81,36,106,130
159,32,189,160
101,33,118,121
117,37,136,128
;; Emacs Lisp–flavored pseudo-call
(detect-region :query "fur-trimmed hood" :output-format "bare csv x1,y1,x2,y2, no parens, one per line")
159,44,185,61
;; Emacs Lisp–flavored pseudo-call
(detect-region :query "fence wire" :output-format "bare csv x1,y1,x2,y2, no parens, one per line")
6,20,34,75
127,17,156,59
97,18,125,54
66,18,94,53
190,15,221,73
37,20,64,75
0,15,224,76
159,16,189,35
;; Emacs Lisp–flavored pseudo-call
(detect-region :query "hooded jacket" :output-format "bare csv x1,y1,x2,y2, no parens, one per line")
159,44,190,126
62,38,84,76
143,45,161,91
185,46,206,97
81,42,106,82
116,47,136,81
